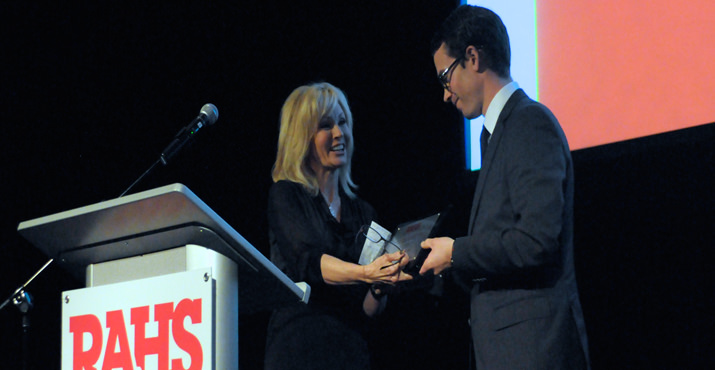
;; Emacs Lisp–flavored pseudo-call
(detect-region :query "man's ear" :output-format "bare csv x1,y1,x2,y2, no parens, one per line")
465,45,486,73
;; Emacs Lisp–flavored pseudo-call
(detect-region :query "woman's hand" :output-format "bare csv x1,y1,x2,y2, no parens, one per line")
361,250,412,284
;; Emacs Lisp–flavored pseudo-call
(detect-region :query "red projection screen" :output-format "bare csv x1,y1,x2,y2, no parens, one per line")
538,1,715,151
466,1,715,169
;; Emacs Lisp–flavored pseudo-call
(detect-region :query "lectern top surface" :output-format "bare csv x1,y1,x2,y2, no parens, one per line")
17,183,309,313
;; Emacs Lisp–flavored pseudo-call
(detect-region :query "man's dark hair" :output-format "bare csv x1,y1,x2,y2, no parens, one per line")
431,5,511,78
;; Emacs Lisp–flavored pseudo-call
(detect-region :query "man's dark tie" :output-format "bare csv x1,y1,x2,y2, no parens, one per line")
480,126,491,161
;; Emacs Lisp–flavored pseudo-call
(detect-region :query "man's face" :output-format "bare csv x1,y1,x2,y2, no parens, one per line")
433,43,483,119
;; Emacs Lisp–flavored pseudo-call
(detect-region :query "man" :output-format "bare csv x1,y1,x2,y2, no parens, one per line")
419,5,590,369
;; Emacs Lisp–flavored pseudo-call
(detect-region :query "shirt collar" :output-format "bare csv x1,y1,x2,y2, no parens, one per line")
483,81,519,135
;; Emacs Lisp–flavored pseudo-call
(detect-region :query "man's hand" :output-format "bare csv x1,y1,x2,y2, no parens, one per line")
419,237,454,275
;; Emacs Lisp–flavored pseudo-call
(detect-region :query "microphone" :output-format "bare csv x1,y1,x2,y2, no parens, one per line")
160,103,219,165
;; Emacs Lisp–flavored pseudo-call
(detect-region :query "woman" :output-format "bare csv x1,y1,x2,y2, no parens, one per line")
265,82,410,369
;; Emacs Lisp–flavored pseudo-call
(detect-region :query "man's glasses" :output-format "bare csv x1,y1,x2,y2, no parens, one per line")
438,58,462,93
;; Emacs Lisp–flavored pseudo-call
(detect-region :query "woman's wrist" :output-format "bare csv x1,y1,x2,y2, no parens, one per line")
360,264,370,283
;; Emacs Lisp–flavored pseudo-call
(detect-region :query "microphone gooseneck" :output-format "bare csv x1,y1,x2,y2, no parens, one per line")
119,103,219,197
160,103,219,166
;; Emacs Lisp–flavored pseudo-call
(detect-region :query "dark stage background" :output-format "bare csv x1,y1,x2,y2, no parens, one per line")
1,1,712,369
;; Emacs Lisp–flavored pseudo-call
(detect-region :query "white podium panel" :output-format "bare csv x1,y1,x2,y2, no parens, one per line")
62,268,214,370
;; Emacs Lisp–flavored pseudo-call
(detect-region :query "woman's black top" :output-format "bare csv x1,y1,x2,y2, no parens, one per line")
264,180,377,370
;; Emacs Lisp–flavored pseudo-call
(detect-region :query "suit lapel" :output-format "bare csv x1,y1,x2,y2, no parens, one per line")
467,89,527,231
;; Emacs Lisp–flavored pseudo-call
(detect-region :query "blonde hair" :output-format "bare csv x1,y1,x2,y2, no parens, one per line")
272,82,358,198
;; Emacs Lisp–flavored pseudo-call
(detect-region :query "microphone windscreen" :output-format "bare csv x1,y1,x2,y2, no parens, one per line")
200,103,219,125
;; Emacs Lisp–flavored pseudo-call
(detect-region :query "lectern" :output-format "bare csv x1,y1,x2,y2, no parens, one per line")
17,183,310,369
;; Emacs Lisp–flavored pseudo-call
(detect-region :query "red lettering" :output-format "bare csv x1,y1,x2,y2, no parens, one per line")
70,314,103,370
69,299,205,369
171,299,203,370
102,310,133,370
131,303,172,370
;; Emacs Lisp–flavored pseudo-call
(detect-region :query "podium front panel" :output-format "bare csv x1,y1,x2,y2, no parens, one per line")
62,268,214,370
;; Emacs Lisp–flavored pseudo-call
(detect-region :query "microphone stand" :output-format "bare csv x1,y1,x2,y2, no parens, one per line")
0,258,53,370
119,159,161,198
118,103,218,198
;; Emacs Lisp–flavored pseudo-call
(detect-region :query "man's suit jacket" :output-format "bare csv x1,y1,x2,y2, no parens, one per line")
452,89,590,369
